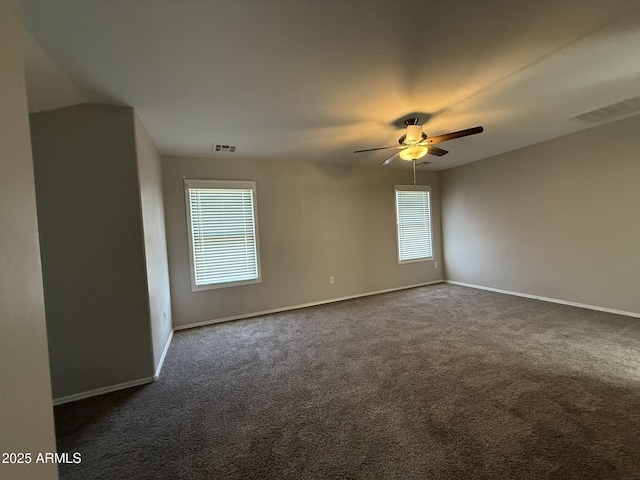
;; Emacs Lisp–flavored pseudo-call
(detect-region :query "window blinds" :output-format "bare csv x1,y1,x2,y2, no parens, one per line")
186,181,260,288
395,187,433,262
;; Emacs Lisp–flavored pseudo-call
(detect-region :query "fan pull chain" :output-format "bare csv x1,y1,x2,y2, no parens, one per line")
413,161,417,186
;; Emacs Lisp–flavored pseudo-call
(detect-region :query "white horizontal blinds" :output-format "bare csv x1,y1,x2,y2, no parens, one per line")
395,187,433,262
188,183,258,286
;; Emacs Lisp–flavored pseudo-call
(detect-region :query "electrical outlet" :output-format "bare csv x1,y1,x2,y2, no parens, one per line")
434,262,439,268
162,309,168,323
329,276,334,284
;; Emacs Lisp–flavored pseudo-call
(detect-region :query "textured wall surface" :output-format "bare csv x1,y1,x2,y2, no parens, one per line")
135,114,173,372
0,0,58,477
163,156,443,327
441,113,640,315
31,104,154,399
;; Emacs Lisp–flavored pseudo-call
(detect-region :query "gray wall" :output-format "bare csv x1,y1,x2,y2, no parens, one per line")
134,114,173,372
441,113,640,315
163,156,443,327
0,0,58,477
31,104,155,399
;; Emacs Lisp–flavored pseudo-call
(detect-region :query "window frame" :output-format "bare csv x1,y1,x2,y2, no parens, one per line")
184,179,262,292
394,184,434,264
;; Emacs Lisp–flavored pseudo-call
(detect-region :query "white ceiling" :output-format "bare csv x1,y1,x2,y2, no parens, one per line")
19,0,640,170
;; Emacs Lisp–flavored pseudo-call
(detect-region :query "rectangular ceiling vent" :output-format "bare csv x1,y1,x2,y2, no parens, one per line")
213,144,236,153
416,161,432,167
570,96,640,124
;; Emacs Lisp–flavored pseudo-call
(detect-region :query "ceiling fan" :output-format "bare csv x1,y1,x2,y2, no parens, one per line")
354,118,483,166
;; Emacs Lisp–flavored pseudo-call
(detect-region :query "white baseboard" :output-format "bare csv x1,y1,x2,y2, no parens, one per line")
55,278,635,406
53,330,175,406
174,280,445,331
53,377,153,406
445,280,640,319
53,280,449,405
153,330,174,381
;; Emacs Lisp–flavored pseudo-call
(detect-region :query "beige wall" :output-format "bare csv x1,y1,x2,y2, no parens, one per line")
30,104,155,399
163,156,443,327
134,114,173,372
0,0,58,478
441,113,640,315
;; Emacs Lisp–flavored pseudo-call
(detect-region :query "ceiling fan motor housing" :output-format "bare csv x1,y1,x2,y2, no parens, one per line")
405,125,423,144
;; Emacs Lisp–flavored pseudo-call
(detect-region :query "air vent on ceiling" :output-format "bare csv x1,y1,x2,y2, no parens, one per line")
416,161,431,167
570,96,640,124
213,144,236,153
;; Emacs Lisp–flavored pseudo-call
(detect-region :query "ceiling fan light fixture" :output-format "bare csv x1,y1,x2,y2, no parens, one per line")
399,145,429,161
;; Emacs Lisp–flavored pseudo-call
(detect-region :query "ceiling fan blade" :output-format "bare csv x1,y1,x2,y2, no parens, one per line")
354,145,398,153
427,146,448,156
427,126,484,145
380,152,399,166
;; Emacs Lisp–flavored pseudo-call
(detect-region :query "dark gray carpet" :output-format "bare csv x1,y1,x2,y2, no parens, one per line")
54,284,640,479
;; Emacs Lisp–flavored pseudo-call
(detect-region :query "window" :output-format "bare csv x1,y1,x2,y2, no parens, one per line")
184,179,261,291
395,185,433,263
